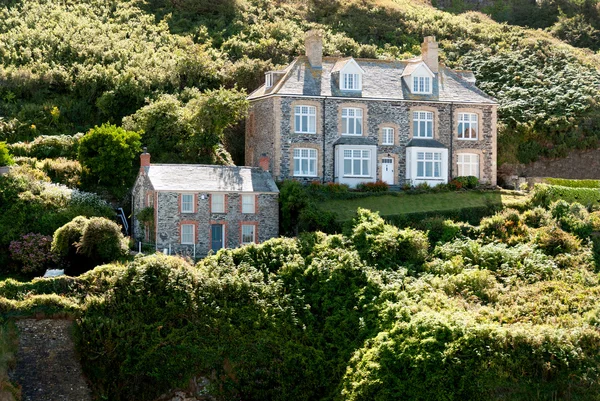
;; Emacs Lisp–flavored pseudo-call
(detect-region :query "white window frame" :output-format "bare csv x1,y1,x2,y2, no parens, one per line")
457,153,480,178
342,107,363,136
416,151,443,179
211,193,225,213
457,113,478,140
412,76,431,94
343,149,371,177
241,224,255,245
181,224,194,245
294,105,317,134
341,73,361,91
181,193,194,213
146,193,152,207
293,148,318,177
265,73,273,88
382,127,394,145
413,111,434,138
242,195,255,214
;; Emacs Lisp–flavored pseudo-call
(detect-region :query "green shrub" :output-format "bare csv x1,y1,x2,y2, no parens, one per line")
534,224,582,256
532,184,600,207
451,176,479,189
279,180,309,236
414,218,467,244
479,208,529,243
545,178,600,188
350,208,429,270
356,181,389,193
39,158,81,187
0,142,14,166
522,206,552,228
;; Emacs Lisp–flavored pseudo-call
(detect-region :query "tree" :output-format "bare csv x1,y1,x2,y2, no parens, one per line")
78,124,141,198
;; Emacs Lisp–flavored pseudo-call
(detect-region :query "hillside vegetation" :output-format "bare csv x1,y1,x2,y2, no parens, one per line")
2,201,600,400
1,0,600,166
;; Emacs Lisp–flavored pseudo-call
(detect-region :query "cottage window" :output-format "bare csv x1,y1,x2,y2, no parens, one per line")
181,224,194,244
146,193,153,207
181,194,194,213
382,127,394,145
241,224,255,245
293,148,317,177
343,149,370,177
341,73,361,90
458,113,478,140
342,108,363,135
242,195,255,214
457,153,480,178
413,111,434,138
294,106,317,134
412,76,431,94
416,152,442,178
265,73,273,88
211,194,225,213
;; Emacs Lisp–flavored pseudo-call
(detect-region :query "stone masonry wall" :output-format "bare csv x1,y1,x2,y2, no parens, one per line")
154,191,278,258
131,172,151,241
246,98,276,170
273,96,496,185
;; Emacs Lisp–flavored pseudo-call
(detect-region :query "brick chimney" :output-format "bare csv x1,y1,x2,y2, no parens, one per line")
305,30,323,68
421,36,439,73
259,155,270,172
140,148,150,172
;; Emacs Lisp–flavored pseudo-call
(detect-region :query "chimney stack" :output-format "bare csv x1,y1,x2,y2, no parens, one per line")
259,155,270,172
305,30,323,68
140,147,150,171
421,36,439,73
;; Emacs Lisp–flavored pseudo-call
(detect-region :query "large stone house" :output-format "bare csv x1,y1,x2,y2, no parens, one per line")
132,152,279,257
246,31,497,187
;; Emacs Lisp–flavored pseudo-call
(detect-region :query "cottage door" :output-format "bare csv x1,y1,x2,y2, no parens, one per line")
211,224,224,251
382,158,394,185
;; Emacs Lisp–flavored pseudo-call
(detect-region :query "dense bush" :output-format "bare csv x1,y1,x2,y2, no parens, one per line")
356,181,389,192
450,175,479,189
0,142,13,166
534,224,582,256
479,208,529,243
9,233,59,275
78,124,141,198
545,178,600,188
39,158,82,187
52,216,127,274
7,134,83,159
532,184,600,207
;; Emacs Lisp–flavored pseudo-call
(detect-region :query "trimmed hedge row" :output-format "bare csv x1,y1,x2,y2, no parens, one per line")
532,184,600,207
544,178,600,188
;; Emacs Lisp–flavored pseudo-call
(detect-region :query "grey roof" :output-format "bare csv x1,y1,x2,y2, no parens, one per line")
333,136,378,146
248,56,496,104
145,164,279,193
406,138,447,148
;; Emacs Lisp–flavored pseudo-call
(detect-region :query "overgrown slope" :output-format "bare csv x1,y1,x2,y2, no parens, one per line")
1,0,599,166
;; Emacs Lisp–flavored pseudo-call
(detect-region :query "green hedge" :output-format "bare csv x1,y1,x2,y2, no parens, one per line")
532,184,600,207
544,178,600,188
379,205,500,227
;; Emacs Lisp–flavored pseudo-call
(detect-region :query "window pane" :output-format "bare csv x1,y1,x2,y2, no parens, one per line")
309,159,315,175
348,119,354,134
294,158,300,174
211,194,224,213
342,118,348,134
417,161,424,177
356,118,362,135
344,158,352,175
362,159,369,175
242,195,255,214
434,162,440,177
309,115,316,133
302,115,307,132
458,123,464,138
354,159,360,175
426,121,432,137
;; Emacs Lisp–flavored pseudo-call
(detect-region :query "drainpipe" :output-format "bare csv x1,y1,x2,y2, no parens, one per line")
322,97,327,184
449,102,454,182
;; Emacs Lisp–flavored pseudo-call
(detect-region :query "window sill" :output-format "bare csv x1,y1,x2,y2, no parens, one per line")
457,138,479,141
181,211,195,214
412,92,433,95
294,132,317,135
293,174,318,177
415,178,444,180
340,88,362,91
341,133,363,136
413,136,434,139
181,242,194,245
343,175,373,178
381,143,394,146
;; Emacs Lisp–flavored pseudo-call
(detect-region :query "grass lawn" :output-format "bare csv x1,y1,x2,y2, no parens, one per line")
317,190,529,221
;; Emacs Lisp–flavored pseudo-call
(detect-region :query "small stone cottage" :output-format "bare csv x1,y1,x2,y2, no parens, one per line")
132,152,279,257
246,31,498,188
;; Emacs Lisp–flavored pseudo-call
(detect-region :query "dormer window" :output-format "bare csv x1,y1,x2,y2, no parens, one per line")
337,58,365,91
413,76,431,94
342,73,361,90
265,73,273,88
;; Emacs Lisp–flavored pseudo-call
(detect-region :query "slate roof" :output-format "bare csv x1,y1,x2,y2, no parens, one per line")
406,138,447,148
333,136,378,146
145,165,279,193
248,56,496,104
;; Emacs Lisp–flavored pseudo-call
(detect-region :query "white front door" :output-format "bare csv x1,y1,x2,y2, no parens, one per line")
382,158,394,185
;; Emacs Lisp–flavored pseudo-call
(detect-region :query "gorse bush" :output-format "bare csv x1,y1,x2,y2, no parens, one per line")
0,142,13,166
7,134,83,159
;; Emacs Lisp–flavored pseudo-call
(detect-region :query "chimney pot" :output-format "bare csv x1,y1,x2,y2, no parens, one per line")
259,155,270,172
305,30,323,68
140,151,151,170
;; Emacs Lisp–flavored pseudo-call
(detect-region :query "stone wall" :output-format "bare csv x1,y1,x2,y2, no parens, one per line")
246,98,276,170
499,148,600,183
153,191,279,258
268,96,496,185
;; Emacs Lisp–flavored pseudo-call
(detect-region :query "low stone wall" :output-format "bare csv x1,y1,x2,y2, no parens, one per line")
499,148,600,187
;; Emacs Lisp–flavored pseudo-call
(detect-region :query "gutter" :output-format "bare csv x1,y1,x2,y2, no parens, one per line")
449,102,454,182
322,97,327,184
